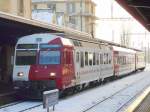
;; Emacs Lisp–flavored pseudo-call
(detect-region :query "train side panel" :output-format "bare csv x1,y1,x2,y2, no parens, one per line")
135,51,146,70
113,46,136,76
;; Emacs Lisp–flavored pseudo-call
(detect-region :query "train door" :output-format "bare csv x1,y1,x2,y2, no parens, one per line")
62,47,75,88
113,51,119,76
101,51,113,78
74,50,80,85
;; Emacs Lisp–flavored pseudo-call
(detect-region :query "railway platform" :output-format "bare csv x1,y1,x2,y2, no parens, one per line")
126,86,150,112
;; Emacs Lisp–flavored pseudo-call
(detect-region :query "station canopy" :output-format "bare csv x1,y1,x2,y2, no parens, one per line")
0,12,65,45
0,12,91,45
116,0,150,31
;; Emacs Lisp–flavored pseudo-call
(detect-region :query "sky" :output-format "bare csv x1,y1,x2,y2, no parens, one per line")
92,0,149,49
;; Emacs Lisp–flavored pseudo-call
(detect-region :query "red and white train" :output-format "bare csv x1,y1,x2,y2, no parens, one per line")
13,33,145,97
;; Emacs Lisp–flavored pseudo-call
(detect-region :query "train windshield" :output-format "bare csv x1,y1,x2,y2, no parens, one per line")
15,50,37,65
39,50,60,64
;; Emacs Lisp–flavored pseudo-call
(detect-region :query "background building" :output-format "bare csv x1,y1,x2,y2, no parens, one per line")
32,0,98,37
0,0,31,19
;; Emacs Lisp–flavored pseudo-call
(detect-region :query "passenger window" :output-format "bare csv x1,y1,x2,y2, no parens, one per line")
76,52,79,62
104,53,106,64
96,53,99,65
106,53,109,64
100,54,103,64
89,52,93,66
80,52,84,68
93,53,96,65
109,54,111,64
85,52,88,66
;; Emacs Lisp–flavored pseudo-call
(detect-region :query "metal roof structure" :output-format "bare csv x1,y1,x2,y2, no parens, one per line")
116,0,150,31
0,11,91,45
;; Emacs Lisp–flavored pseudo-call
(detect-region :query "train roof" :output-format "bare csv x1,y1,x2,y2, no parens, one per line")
112,46,136,53
17,33,144,52
17,33,73,46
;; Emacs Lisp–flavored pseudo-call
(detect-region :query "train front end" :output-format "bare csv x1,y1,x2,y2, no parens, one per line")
13,34,64,97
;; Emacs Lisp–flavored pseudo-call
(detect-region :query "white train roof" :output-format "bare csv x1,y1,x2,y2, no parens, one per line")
113,46,136,53
17,33,73,46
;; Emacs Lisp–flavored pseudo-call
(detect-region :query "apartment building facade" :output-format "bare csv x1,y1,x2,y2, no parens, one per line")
32,0,98,36
0,0,31,19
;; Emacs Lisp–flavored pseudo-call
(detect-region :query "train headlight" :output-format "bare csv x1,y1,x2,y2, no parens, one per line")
50,72,56,77
17,72,24,77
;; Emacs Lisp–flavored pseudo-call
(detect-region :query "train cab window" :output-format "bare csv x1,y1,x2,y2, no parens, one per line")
17,44,38,49
39,51,60,64
76,52,79,62
93,53,96,65
80,52,84,68
16,50,37,65
85,52,88,66
89,53,93,66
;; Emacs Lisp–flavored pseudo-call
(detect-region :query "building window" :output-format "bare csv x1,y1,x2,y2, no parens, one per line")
68,3,75,13
47,4,56,12
33,4,37,10
69,16,76,25
18,0,24,15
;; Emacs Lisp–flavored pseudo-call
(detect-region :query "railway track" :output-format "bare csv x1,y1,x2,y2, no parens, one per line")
0,91,18,106
0,71,149,112
82,73,150,112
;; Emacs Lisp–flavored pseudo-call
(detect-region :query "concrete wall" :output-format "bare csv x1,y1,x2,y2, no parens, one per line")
0,45,14,83
0,0,31,19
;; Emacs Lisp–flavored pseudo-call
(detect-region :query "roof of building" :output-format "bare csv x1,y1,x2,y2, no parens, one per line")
0,11,91,44
116,0,150,32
